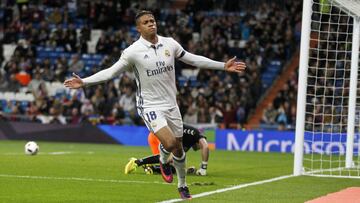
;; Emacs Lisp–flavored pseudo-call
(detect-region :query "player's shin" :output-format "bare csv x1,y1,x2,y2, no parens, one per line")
159,144,171,164
136,155,160,166
173,151,187,188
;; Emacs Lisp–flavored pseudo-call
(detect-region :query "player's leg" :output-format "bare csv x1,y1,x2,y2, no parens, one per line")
125,132,161,174
171,136,190,197
140,108,176,182
135,154,160,166
155,126,177,183
150,165,176,174
133,132,161,167
124,154,161,174
166,107,191,199
141,107,191,199
148,132,160,155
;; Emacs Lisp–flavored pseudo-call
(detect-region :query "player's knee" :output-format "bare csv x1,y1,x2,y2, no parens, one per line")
161,137,177,152
172,140,184,156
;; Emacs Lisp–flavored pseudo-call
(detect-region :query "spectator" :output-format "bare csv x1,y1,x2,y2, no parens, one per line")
209,106,223,124
262,103,277,125
48,106,67,124
276,105,288,126
48,7,62,24
15,68,31,86
28,72,44,93
0,72,9,91
68,108,82,124
63,93,82,115
223,102,237,128
68,54,84,73
33,82,49,100
0,1,302,128
183,106,198,124
119,86,136,114
6,74,21,92
81,99,94,115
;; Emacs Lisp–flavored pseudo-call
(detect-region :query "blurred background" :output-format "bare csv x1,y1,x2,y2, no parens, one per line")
0,0,302,142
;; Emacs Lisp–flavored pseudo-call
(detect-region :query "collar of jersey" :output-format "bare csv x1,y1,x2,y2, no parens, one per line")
139,35,163,49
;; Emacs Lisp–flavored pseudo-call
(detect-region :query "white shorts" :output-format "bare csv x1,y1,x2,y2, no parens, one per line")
138,106,183,138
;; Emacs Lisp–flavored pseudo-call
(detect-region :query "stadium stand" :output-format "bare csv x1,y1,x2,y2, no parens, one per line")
0,0,302,129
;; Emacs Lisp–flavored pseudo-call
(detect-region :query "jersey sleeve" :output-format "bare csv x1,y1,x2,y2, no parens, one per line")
82,49,132,86
170,38,225,70
171,38,186,59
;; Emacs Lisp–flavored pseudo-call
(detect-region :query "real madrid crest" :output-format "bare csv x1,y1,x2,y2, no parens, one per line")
165,50,170,57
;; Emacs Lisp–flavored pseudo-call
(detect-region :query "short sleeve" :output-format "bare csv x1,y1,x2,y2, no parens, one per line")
171,38,186,59
119,49,132,68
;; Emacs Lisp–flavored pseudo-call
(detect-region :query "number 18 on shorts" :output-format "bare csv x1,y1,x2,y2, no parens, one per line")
140,107,183,138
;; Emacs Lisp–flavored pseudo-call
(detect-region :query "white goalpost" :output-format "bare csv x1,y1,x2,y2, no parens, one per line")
294,0,360,178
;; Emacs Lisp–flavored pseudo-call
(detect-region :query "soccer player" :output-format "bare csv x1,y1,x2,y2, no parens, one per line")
63,10,246,199
125,124,209,176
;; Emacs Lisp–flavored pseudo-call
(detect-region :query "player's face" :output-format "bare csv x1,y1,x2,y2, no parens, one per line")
136,14,157,36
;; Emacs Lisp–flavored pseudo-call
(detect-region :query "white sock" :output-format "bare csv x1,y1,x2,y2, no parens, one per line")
159,144,170,164
173,152,187,188
201,161,208,169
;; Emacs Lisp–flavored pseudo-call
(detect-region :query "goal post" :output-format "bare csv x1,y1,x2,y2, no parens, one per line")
294,0,313,176
346,15,360,168
294,0,360,178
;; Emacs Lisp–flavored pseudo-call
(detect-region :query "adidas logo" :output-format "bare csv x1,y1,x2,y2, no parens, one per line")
144,54,149,59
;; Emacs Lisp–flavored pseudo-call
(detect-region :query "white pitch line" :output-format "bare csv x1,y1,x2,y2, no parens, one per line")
2,151,94,155
159,174,294,203
0,174,174,185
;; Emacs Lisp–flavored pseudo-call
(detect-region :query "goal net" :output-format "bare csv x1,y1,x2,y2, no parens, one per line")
294,0,360,178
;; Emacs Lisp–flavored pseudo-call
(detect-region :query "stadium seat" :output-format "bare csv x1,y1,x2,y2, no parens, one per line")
25,93,35,102
261,60,283,91
49,52,60,59
92,54,103,60
55,47,65,52
189,76,200,87
36,47,44,52
14,92,27,101
82,54,91,60
3,92,16,101
44,47,53,52
178,76,188,87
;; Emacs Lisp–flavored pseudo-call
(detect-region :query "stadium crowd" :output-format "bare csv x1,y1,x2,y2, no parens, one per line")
0,0,302,129
262,1,355,132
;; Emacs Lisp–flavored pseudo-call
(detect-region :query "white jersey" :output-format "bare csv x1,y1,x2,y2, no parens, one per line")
125,36,182,108
82,35,225,110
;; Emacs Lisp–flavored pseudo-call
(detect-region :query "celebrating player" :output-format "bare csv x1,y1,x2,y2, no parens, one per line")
64,10,246,199
125,124,209,176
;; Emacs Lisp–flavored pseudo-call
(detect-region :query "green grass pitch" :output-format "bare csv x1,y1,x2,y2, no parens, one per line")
0,140,359,202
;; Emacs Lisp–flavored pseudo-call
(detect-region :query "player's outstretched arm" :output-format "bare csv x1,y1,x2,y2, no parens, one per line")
64,73,84,89
179,51,246,72
224,56,246,73
63,57,129,89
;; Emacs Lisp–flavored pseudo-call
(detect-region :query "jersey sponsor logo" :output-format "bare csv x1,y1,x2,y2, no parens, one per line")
165,49,170,57
146,61,174,76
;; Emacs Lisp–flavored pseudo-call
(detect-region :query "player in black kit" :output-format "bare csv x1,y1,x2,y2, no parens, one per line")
125,124,209,176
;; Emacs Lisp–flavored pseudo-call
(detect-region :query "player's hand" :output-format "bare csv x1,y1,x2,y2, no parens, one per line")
64,73,84,89
224,56,246,73
196,168,207,176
